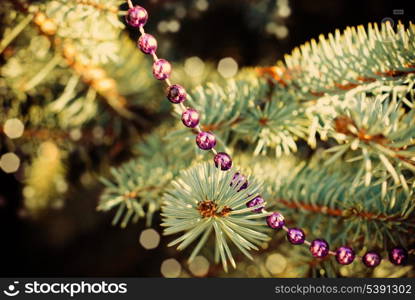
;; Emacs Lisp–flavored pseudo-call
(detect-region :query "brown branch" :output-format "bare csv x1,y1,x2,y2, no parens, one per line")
0,127,69,140
31,11,130,116
0,126,113,141
6,0,133,118
197,116,244,133
0,126,128,159
256,64,415,99
277,198,410,223
122,185,163,199
334,116,415,167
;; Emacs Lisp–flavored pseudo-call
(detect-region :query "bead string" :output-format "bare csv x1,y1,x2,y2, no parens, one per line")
124,1,409,268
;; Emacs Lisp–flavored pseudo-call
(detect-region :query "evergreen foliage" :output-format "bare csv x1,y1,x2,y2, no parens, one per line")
1,0,414,277
100,22,415,276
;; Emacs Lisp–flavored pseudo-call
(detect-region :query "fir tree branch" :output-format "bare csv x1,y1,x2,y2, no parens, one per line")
268,163,415,247
74,0,120,14
333,115,415,168
0,13,33,54
258,64,415,99
161,162,270,272
4,1,135,119
277,198,410,222
258,22,415,102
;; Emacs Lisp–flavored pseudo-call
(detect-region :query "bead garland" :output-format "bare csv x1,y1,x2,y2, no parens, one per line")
124,1,410,269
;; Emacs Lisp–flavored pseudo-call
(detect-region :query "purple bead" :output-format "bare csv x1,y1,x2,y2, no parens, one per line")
309,239,329,258
181,108,199,128
214,152,232,171
196,131,216,150
287,228,305,245
138,34,157,54
266,212,285,229
335,246,355,265
153,59,171,80
389,247,408,265
246,196,265,213
167,84,187,103
230,172,248,191
126,6,148,27
362,251,381,268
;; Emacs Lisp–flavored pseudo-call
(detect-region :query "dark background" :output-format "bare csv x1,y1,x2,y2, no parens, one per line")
0,0,413,277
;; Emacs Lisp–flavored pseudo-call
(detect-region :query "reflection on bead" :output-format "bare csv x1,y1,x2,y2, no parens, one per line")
153,59,172,80
335,246,355,265
389,247,408,265
181,108,199,128
126,6,148,27
246,196,265,213
230,172,248,192
167,84,187,103
362,251,381,268
196,131,216,150
266,212,285,229
138,34,157,54
214,152,232,171
309,239,329,258
287,228,305,245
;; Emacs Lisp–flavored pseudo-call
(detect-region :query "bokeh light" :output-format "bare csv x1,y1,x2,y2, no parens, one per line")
277,0,291,18
246,265,259,277
92,126,104,140
278,6,291,18
3,118,24,139
158,21,168,33
69,128,82,141
175,6,186,19
38,141,59,159
168,20,180,33
0,152,20,173
158,20,181,33
23,186,35,199
275,25,289,39
195,0,209,11
55,177,68,193
188,256,210,277
184,56,205,77
139,228,160,250
266,22,289,39
217,57,238,78
265,253,287,275
160,258,182,278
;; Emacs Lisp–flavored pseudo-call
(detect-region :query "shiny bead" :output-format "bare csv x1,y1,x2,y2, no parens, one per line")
309,239,329,258
230,172,248,191
214,152,232,171
389,247,408,265
138,33,157,54
335,246,355,265
153,59,171,80
181,108,199,128
266,212,285,229
167,84,186,103
126,6,148,27
196,131,216,150
246,195,265,213
362,251,381,268
287,228,305,245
